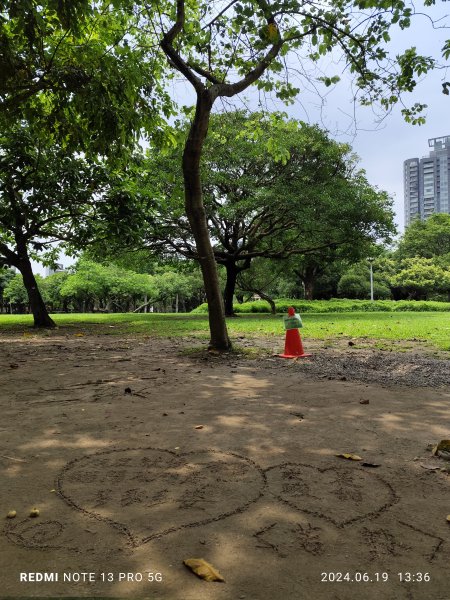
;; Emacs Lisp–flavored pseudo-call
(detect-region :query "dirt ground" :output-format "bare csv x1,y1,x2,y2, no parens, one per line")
1,331,450,600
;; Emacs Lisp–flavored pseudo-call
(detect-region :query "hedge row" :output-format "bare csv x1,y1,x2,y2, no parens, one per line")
191,298,450,314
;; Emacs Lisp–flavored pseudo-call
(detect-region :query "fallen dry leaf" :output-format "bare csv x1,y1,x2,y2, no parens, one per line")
195,425,204,430
420,462,441,471
183,558,225,582
432,440,450,460
336,453,362,461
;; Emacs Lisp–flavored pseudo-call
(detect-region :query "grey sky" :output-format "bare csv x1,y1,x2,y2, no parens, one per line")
285,79,450,234
280,3,449,233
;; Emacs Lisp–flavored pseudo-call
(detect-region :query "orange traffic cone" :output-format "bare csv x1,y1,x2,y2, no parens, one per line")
278,307,312,359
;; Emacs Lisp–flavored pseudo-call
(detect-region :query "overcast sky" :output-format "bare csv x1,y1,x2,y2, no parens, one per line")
290,3,448,233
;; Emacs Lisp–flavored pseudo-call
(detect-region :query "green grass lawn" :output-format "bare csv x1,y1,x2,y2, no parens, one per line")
0,311,449,351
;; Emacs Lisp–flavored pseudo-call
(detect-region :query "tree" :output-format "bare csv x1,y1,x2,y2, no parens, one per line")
143,0,440,349
60,259,157,312
397,214,450,260
0,0,171,157
0,125,114,326
337,262,392,299
242,252,350,302
0,1,175,326
0,266,15,312
237,258,287,314
44,271,70,312
390,214,450,299
143,111,395,314
291,251,357,301
0,126,156,325
151,269,204,312
391,257,450,300
3,272,49,312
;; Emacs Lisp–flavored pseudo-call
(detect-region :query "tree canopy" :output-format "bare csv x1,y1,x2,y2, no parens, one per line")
3,257,206,314
337,259,392,299
0,0,173,156
392,257,450,299
140,111,395,313
397,214,450,261
336,215,450,301
0,124,149,325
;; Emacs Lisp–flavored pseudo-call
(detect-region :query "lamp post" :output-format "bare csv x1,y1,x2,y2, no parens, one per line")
367,257,374,301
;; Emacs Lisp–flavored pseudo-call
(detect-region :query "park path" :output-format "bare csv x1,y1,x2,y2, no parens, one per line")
1,333,450,599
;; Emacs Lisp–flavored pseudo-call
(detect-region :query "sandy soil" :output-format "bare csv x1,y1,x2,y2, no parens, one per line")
1,332,450,600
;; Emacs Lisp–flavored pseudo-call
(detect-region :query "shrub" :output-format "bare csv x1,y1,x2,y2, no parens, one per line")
191,298,450,314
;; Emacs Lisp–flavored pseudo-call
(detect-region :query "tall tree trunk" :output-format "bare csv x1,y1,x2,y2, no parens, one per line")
304,278,315,301
223,262,238,317
183,92,231,350
17,254,55,328
295,267,317,301
258,291,276,315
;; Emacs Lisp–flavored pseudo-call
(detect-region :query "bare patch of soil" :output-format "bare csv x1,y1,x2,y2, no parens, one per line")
1,332,450,600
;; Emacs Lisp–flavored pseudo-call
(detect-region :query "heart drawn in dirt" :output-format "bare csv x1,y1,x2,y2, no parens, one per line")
56,447,266,547
265,462,397,527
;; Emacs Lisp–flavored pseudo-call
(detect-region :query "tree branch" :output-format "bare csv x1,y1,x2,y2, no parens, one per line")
213,40,284,99
160,0,204,92
187,61,223,85
0,240,19,267
220,240,346,262
201,0,241,30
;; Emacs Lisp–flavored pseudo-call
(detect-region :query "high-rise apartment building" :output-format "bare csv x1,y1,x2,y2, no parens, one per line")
404,135,450,226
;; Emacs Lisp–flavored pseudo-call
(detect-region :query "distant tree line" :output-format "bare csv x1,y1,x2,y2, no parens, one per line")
1,213,448,317
0,258,205,315
337,214,450,302
234,214,450,307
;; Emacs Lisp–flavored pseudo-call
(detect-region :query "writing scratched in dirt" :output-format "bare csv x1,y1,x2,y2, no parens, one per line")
3,448,445,566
